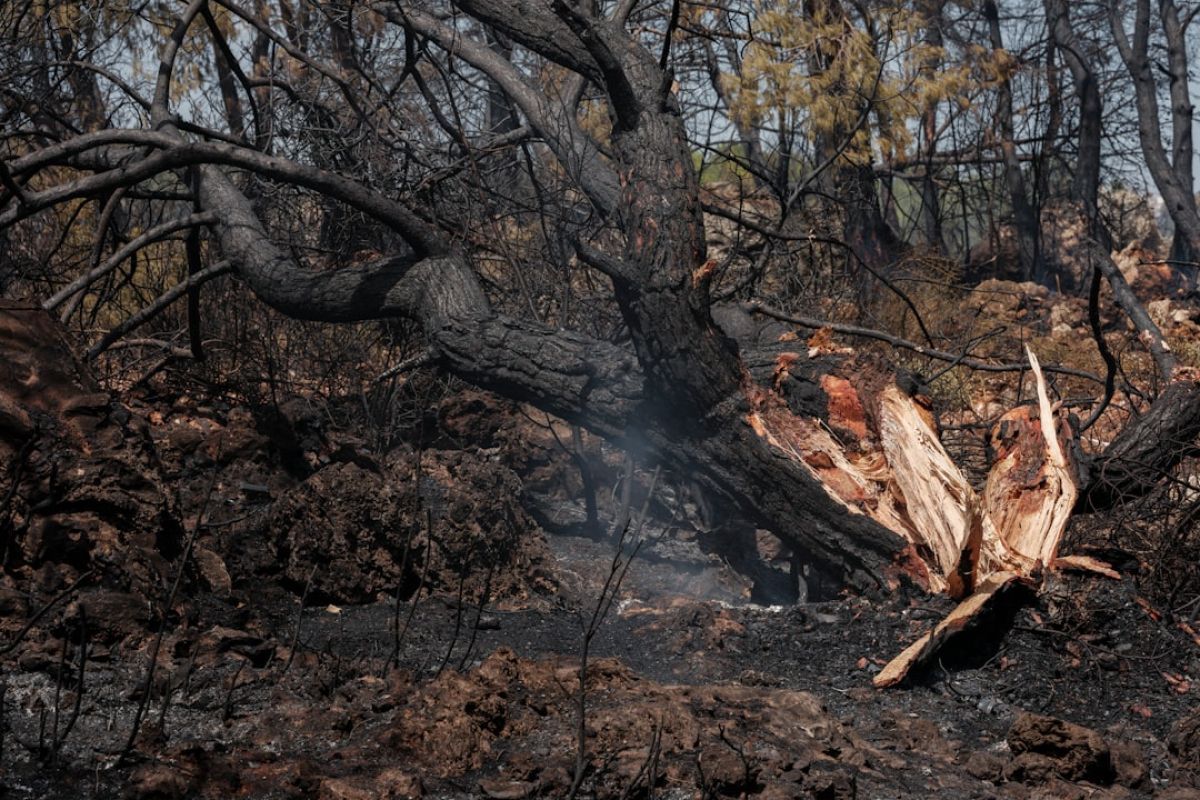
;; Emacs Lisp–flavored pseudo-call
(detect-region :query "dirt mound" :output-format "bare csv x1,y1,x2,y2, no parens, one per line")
0,303,182,621
108,647,873,800
269,449,550,604
1169,708,1200,786
1005,712,1119,784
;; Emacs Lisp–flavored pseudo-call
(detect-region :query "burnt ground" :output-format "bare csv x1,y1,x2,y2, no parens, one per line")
2,517,1199,800
1,306,1199,800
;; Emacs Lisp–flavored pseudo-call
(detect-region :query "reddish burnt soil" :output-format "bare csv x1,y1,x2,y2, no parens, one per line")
2,306,1199,800
2,566,1198,799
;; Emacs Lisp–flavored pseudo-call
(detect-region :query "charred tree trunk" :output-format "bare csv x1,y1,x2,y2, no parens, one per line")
804,0,904,282
1111,0,1200,286
1079,381,1200,511
1045,0,1102,226
917,0,947,253
843,161,905,277
984,0,1044,285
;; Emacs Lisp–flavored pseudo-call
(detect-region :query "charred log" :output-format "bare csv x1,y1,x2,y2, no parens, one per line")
1078,380,1200,512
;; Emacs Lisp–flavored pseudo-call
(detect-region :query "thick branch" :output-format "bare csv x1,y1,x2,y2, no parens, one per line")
1079,381,1200,511
4,133,445,256
396,7,620,213
449,0,603,81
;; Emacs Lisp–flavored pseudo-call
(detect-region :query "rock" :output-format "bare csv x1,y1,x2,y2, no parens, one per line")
0,584,29,616
1049,301,1085,332
195,626,275,667
1027,777,1091,800
477,778,534,799
1005,752,1071,784
377,769,423,799
125,763,195,799
193,547,232,597
1169,707,1200,768
17,645,56,672
699,744,755,792
1006,712,1114,784
759,780,808,800
77,589,154,643
964,751,1005,782
1110,740,1148,788
1153,787,1200,800
318,778,376,800
535,766,572,795
802,763,857,799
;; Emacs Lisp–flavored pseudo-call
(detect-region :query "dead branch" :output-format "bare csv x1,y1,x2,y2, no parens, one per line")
1091,243,1175,380
743,301,1106,384
46,212,217,314
87,261,232,359
1081,264,1119,432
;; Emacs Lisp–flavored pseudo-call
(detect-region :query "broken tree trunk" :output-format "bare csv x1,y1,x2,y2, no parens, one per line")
977,349,1079,578
740,334,1102,686
749,339,1081,602
1078,377,1200,511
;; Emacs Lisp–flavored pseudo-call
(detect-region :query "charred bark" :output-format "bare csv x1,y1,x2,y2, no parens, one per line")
1078,381,1200,512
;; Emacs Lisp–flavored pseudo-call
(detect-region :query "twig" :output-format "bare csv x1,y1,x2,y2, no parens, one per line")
0,428,39,558
436,564,470,677
0,159,28,205
394,508,433,674
744,300,1105,384
51,608,88,764
618,714,663,800
383,451,426,677
372,349,436,384
0,569,95,657
567,520,643,800
718,725,753,792
1081,264,1118,432
115,456,220,766
457,561,495,671
47,629,68,763
87,261,233,359
1090,242,1175,381
222,660,247,723
925,327,1006,385
282,564,318,675
0,679,6,767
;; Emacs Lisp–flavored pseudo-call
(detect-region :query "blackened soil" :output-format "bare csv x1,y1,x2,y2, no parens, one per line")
3,533,1198,800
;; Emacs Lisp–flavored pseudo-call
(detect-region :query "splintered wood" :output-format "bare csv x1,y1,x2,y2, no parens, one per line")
977,349,1078,576
751,346,1079,594
872,571,1023,689
747,345,1104,687
877,384,981,598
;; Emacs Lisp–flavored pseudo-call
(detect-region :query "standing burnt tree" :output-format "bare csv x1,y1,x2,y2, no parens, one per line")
3,0,1200,599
